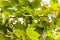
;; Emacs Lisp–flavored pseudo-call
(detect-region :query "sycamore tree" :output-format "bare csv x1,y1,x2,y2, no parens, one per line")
0,0,60,40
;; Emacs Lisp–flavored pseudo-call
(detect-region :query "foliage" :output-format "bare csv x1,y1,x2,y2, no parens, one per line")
0,0,60,40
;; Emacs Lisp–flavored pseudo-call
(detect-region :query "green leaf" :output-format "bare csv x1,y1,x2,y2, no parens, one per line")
14,22,26,30
56,19,60,27
47,30,56,39
14,29,21,38
26,27,40,40
0,34,6,40
56,32,60,38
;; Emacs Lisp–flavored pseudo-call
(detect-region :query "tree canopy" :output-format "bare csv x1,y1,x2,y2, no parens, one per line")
0,0,60,40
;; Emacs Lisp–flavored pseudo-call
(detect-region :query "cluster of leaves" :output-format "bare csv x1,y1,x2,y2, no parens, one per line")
0,0,60,40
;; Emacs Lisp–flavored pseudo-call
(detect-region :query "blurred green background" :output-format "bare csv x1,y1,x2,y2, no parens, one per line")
0,0,60,40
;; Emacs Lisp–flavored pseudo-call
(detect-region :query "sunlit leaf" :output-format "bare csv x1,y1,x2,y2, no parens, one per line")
26,27,40,40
